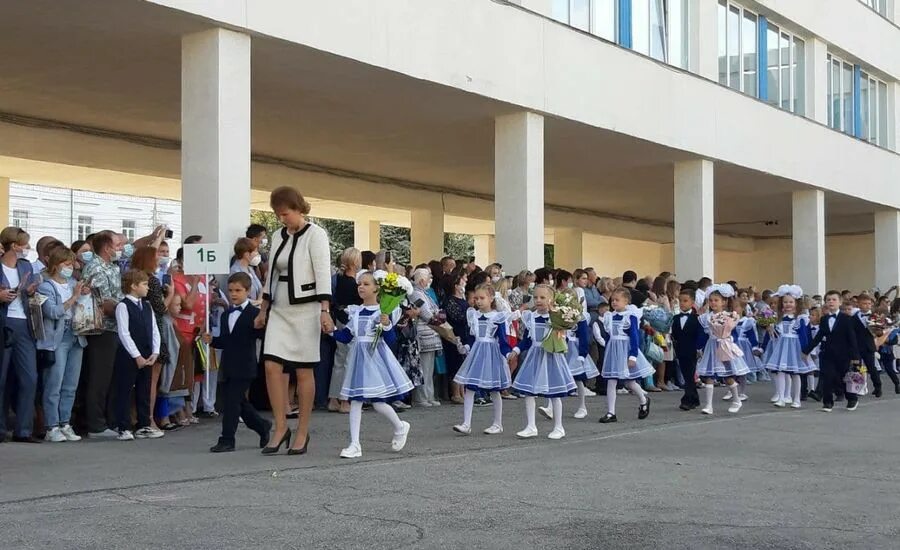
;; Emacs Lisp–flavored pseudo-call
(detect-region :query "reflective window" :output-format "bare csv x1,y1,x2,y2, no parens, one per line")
571,0,591,31
632,0,650,54
718,0,728,86
717,1,757,96
727,6,741,91
667,0,689,69
780,32,791,111
649,0,668,61
842,62,853,135
792,37,805,116
858,0,891,18
591,0,617,41
741,11,757,96
878,81,888,146
766,23,780,107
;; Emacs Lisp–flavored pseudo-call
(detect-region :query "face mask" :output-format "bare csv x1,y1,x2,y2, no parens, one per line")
25,249,38,264
80,251,94,264
249,254,262,267
123,244,134,259
15,247,28,261
158,256,170,267
261,238,269,248
528,282,535,290
567,282,574,289
112,249,122,261
491,276,501,284
59,267,74,279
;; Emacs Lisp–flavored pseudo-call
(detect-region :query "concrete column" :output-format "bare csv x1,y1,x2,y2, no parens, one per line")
674,159,714,280
474,234,496,267
410,207,444,265
806,37,829,125
495,112,544,272
0,177,9,227
792,189,826,296
875,210,900,292
181,28,251,245
354,219,381,252
688,0,718,80
553,227,583,270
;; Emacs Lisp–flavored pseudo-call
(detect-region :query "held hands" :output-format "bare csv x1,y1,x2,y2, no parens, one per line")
628,357,637,368
135,357,151,369
507,351,519,371
254,311,267,329
201,333,213,345
380,314,390,327
320,311,334,334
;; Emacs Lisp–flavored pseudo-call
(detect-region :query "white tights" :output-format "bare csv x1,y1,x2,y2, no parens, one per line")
575,381,587,411
524,396,562,431
348,401,404,447
462,389,502,428
606,379,646,415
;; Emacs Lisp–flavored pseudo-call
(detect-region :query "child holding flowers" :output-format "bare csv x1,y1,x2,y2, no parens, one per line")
763,285,814,409
597,287,654,424
510,285,576,440
696,284,750,415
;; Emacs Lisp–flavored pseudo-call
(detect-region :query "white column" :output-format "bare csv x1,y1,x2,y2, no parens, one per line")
410,207,444,265
181,28,251,244
474,235,496,267
875,210,900,292
674,159,714,280
792,189,826,296
553,227,583,270
354,219,381,252
689,0,718,80
495,112,544,272
806,38,829,125
0,177,9,227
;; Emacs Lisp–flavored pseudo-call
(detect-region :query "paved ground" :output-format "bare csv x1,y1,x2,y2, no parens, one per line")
1,384,899,549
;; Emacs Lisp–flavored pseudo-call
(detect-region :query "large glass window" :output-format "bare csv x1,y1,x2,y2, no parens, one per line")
859,0,891,18
717,1,757,96
828,52,890,147
741,11,757,96
649,0,668,61
591,0,616,41
830,56,841,130
727,5,741,91
667,0,689,69
766,24,780,107
878,80,888,146
779,32,791,110
842,62,853,135
718,0,728,86
792,37,805,116
632,0,650,54
571,0,591,31
554,0,618,42
860,72,870,141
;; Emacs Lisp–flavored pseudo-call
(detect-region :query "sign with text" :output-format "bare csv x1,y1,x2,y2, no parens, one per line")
182,243,230,275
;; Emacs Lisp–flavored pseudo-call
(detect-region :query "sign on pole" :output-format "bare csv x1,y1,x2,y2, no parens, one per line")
182,243,231,403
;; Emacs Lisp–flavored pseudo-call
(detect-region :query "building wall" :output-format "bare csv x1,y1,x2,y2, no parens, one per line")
582,234,662,278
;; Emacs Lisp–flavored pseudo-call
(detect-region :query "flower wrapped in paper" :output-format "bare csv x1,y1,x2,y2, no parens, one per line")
370,270,414,350
643,305,673,334
866,312,893,337
754,306,777,328
542,290,583,354
707,311,744,362
844,365,868,396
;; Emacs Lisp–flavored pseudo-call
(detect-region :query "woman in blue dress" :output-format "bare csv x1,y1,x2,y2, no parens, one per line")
598,288,654,424
510,285,575,440
333,271,413,458
452,284,513,435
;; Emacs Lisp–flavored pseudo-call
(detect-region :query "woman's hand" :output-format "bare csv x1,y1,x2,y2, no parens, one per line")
0,288,14,303
320,311,334,333
406,307,420,319
254,310,267,329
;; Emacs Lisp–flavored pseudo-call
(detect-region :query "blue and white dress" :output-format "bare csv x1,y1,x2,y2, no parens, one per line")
453,309,513,391
511,310,577,397
696,313,751,378
734,317,763,373
335,305,414,402
567,318,600,382
599,306,655,381
762,315,816,374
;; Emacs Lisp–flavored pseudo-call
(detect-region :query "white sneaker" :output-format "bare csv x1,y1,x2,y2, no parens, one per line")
547,428,566,440
666,382,678,391
135,427,164,439
820,407,833,412
238,417,244,424
189,415,200,425
340,443,362,458
483,424,503,435
90,428,120,438
790,402,801,409
583,387,597,397
45,427,66,443
728,400,742,414
739,394,749,401
516,426,538,439
452,424,472,435
847,402,858,411
393,401,411,410
429,400,441,407
721,393,733,401
415,401,433,408
117,430,134,441
616,388,629,395
773,400,786,408
770,395,780,403
701,407,714,415
391,421,410,452
573,407,588,419
538,406,553,420
60,424,81,442
783,398,793,405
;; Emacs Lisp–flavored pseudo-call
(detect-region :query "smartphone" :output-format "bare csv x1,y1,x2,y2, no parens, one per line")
523,295,533,304
164,229,174,239
162,274,172,287
413,298,425,308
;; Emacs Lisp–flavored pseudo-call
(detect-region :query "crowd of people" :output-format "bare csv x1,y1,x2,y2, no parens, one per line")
1,186,897,459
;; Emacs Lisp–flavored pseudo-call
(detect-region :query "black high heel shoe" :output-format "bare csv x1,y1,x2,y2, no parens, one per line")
261,429,291,455
287,434,310,456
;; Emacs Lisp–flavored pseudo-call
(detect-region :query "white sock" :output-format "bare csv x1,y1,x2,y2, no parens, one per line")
738,379,746,395
791,374,801,404
551,398,563,431
490,391,502,427
462,389,475,427
349,401,363,447
625,380,648,405
524,396,536,430
576,381,586,410
544,398,552,410
775,372,785,400
730,382,740,402
606,379,618,414
808,373,818,390
372,402,403,433
703,383,714,409
783,373,792,401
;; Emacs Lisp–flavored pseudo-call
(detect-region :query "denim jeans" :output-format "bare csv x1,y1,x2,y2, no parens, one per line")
42,328,84,428
0,318,38,437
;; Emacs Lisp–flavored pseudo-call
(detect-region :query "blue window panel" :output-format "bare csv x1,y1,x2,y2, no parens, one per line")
757,16,768,101
618,0,632,48
853,65,862,138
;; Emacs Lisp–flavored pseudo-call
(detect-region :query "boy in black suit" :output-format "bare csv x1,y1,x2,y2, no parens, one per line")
803,290,861,412
671,289,706,411
203,273,272,452
852,293,882,397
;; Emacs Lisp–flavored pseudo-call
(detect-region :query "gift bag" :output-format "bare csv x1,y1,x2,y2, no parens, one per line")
72,289,104,336
28,294,47,341
845,371,868,396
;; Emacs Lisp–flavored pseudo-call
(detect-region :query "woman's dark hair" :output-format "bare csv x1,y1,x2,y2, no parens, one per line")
70,240,87,255
635,278,651,293
466,269,490,292
361,250,376,271
891,298,900,317
438,272,465,302
651,276,667,296
534,267,553,285
269,186,311,214
555,269,573,289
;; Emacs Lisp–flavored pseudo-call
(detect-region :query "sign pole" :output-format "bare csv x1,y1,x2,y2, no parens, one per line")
204,267,211,404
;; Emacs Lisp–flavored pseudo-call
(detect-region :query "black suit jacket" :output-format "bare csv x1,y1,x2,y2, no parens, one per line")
211,304,264,380
851,313,876,355
671,312,703,363
804,312,860,366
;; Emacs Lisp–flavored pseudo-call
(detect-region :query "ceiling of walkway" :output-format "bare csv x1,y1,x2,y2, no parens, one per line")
0,0,880,238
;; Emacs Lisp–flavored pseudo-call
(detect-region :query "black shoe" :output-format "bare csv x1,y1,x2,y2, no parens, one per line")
873,387,883,398
679,403,692,411
261,429,291,455
210,442,235,453
287,434,310,456
835,394,844,402
800,394,808,402
12,435,42,444
598,413,617,424
638,397,651,420
895,383,900,394
808,391,821,402
258,421,273,449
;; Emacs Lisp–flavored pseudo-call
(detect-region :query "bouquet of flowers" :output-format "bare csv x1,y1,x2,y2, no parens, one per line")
643,305,673,334
542,291,583,354
866,312,893,336
708,311,743,362
844,364,869,396
373,270,414,350
640,323,666,364
754,306,777,328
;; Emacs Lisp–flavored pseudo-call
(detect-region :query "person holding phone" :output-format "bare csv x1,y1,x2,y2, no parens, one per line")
408,268,443,407
0,226,42,443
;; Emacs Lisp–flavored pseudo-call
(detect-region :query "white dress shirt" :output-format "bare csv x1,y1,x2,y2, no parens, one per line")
228,300,250,333
115,295,161,359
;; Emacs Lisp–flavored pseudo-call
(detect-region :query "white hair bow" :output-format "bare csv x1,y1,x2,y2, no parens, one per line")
775,284,803,299
709,283,735,299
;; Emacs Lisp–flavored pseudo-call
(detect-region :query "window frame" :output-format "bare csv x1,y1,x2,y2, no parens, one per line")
77,215,93,241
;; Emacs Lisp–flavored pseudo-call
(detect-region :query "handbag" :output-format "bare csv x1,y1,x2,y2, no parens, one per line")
73,288,104,336
28,294,47,341
36,349,56,370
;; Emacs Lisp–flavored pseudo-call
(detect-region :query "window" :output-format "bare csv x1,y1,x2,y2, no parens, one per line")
741,10,757,96
792,37,805,116
11,209,28,231
859,0,892,18
718,1,757,96
552,0,617,41
766,23,779,107
77,216,92,241
122,220,136,242
591,0,616,41
762,21,804,114
827,52,889,147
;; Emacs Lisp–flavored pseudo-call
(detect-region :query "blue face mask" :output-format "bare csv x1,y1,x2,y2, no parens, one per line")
80,251,94,264
59,267,74,279
123,244,134,259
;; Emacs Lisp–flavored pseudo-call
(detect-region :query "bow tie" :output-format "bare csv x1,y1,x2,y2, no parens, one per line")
678,310,692,316
478,315,488,321
825,313,836,320
613,314,623,321
228,305,245,314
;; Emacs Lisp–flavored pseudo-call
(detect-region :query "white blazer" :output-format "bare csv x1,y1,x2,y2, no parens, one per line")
264,223,332,305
